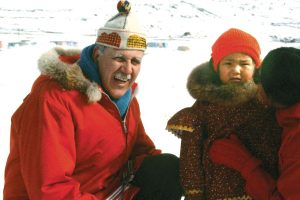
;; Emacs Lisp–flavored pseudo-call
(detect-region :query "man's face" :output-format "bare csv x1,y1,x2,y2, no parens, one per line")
95,47,144,99
219,53,256,84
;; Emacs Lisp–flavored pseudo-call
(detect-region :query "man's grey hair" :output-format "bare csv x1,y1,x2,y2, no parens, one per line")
95,44,107,55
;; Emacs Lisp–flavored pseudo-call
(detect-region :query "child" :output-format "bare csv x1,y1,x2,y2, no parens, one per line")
166,28,281,199
209,47,300,199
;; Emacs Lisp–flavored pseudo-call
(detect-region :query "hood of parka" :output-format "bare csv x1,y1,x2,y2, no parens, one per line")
38,47,102,103
187,61,258,106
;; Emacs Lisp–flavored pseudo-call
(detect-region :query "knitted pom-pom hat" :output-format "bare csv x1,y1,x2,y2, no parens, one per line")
260,47,300,106
211,28,261,71
96,0,147,51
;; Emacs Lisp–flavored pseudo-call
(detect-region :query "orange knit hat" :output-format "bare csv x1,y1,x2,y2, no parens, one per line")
211,28,261,71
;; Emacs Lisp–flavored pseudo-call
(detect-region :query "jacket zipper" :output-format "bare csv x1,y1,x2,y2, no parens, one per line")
101,91,134,200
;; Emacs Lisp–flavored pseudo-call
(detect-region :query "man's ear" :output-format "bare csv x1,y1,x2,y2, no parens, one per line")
93,47,100,62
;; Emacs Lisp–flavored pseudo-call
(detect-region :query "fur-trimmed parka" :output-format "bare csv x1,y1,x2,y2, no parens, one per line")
166,61,282,200
4,47,161,200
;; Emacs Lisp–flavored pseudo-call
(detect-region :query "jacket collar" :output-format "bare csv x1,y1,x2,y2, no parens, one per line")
187,61,258,106
38,47,138,103
276,103,300,127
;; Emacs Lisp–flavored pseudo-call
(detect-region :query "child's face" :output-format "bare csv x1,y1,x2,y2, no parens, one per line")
219,53,256,84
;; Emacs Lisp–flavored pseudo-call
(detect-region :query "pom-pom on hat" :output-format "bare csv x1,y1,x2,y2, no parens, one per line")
96,0,147,51
211,28,261,71
260,47,300,106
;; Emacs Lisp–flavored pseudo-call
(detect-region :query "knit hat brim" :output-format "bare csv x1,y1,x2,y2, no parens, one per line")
96,27,147,50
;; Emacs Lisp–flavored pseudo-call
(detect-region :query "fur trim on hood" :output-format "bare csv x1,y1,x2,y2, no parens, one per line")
187,61,258,106
38,47,102,102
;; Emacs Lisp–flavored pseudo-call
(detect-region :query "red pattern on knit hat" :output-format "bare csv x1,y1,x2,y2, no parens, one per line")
96,32,121,48
211,28,261,71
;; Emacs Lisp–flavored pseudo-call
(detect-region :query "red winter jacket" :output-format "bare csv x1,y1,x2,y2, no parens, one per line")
242,103,300,200
275,103,300,199
4,48,161,200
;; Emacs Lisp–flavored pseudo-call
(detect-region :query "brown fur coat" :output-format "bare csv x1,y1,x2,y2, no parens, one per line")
167,62,281,200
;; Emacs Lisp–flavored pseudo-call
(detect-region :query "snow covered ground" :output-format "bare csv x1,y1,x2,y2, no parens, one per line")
1,0,300,198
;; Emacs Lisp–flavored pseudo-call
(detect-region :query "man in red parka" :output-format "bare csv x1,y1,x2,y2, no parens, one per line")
3,1,183,200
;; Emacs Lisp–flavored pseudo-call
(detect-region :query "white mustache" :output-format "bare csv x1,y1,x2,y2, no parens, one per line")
114,72,131,82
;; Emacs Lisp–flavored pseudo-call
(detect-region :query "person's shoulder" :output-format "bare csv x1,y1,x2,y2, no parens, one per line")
28,74,81,103
11,75,77,122
37,47,102,103
166,105,202,137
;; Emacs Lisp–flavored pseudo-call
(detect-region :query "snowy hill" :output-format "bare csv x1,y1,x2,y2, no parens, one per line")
1,0,300,52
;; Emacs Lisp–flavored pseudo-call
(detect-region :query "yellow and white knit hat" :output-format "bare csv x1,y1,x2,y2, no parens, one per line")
96,0,147,51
